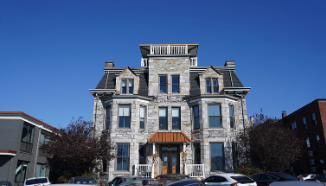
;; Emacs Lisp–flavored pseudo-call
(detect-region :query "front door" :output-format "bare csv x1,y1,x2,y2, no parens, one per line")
161,152,178,174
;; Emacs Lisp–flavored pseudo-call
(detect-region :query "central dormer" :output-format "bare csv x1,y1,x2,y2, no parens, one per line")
139,44,198,67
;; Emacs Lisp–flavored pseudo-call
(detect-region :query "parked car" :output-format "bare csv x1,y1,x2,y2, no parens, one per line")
68,177,98,186
250,172,298,186
298,174,317,181
164,179,206,186
304,174,326,182
203,173,257,186
107,176,148,186
155,174,190,181
24,177,51,186
270,181,326,186
0,181,12,186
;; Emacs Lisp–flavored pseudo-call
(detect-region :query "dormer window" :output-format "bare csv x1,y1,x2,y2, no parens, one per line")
206,78,218,93
122,79,133,94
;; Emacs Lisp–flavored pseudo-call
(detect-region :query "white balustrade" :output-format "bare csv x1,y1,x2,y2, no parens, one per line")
134,164,152,178
190,57,197,66
150,45,188,55
186,164,205,178
141,58,148,67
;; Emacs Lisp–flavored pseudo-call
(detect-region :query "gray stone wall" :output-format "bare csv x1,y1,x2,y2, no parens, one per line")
92,57,250,181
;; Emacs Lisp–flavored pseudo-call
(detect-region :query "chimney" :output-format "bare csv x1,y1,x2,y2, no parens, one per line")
224,60,235,67
282,110,286,118
105,62,115,68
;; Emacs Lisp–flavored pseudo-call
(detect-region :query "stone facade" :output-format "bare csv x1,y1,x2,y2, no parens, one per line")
90,44,251,181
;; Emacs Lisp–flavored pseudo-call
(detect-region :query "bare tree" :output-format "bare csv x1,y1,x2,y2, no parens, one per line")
237,111,303,171
43,117,115,176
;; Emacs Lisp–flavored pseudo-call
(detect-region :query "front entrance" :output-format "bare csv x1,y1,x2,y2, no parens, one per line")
161,146,179,174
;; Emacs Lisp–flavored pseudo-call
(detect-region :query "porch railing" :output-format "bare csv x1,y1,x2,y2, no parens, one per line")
150,45,188,55
186,164,205,178
134,164,152,178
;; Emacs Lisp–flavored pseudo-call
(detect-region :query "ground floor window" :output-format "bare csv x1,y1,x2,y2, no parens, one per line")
117,144,129,171
139,144,146,164
193,144,201,164
15,160,28,183
210,143,224,171
36,164,46,177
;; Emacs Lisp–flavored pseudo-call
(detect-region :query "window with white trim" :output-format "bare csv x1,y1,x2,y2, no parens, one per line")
117,144,129,171
159,76,167,93
172,107,180,130
209,105,221,127
206,78,218,93
119,106,130,128
159,108,167,130
140,106,145,129
122,79,133,94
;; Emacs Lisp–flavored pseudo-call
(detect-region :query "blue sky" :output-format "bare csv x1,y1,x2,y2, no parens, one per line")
1,0,325,128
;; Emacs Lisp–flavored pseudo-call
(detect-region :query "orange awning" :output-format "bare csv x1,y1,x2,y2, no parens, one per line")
148,132,191,143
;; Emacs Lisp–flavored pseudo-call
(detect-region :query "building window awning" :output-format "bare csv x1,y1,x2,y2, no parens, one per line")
0,150,17,156
148,132,191,143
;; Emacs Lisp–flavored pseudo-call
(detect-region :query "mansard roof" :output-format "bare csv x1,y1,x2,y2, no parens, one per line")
93,66,244,98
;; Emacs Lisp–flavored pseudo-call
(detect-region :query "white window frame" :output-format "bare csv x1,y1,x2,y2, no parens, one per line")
121,79,134,94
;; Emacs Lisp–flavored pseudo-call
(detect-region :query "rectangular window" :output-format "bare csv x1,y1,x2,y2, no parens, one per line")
193,106,200,129
306,137,311,148
172,108,180,130
119,106,130,128
209,105,221,127
117,144,129,171
303,117,307,130
159,108,167,130
210,143,225,171
316,135,321,149
39,133,49,148
140,106,145,129
172,75,179,93
139,144,146,164
232,142,238,170
312,112,317,126
206,78,218,93
106,107,111,130
229,106,234,128
160,76,167,93
15,160,28,183
21,122,34,143
121,79,133,94
36,164,46,177
291,121,297,132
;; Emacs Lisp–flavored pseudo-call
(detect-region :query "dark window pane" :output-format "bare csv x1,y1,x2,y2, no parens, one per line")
123,158,128,170
160,76,166,84
172,118,180,130
122,87,126,94
119,118,124,128
193,106,200,129
123,145,129,156
206,79,211,93
160,85,166,93
210,143,224,171
209,116,221,127
140,119,144,129
163,154,168,166
159,118,167,130
172,76,179,84
207,86,211,93
129,87,133,94
172,154,177,166
117,158,122,170
172,85,179,93
159,108,167,130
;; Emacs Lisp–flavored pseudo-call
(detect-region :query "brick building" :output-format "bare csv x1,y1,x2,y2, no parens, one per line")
282,99,326,174
90,44,251,181
0,112,56,186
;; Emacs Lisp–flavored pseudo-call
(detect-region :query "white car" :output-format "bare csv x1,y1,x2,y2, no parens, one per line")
297,174,317,181
24,177,51,186
203,173,257,186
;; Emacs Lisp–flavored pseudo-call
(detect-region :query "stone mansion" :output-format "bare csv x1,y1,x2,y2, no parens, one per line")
89,44,251,181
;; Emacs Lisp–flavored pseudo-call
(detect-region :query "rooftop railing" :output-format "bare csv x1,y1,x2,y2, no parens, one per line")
150,45,188,55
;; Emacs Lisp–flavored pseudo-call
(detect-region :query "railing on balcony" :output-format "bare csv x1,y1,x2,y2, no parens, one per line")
134,164,152,178
186,164,205,178
141,58,148,67
190,57,197,66
150,45,188,55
